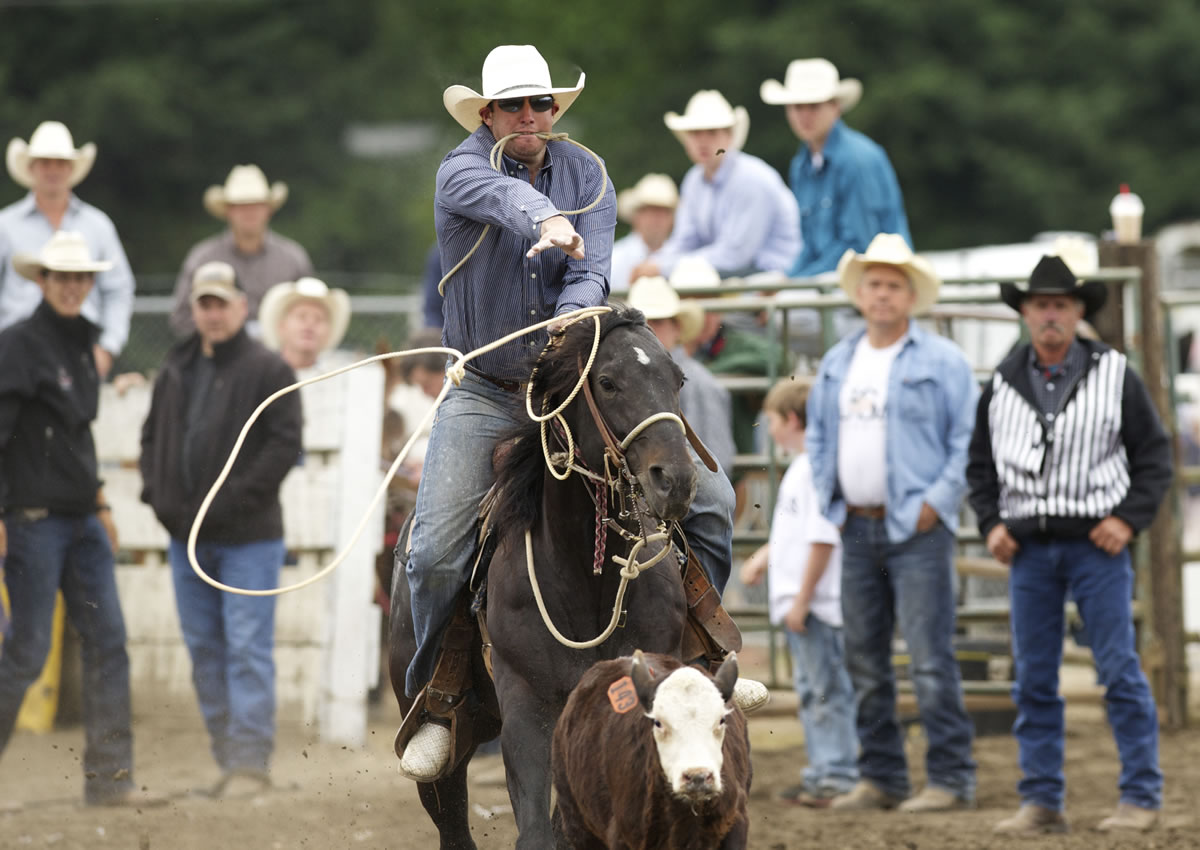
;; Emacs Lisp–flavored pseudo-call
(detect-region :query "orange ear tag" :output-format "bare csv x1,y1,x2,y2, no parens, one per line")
607,676,639,714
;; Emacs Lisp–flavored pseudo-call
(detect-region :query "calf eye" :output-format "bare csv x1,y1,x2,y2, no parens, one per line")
652,719,663,730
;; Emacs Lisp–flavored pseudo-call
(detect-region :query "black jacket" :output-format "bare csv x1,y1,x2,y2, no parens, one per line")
140,327,302,544
0,301,102,515
967,338,1172,540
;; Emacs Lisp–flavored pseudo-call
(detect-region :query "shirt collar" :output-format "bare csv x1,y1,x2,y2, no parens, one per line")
466,124,554,176
705,149,738,187
801,120,847,169
17,192,81,219
1030,338,1083,377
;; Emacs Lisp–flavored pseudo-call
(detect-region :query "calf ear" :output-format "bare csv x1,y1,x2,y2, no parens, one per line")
713,652,738,704
631,650,658,712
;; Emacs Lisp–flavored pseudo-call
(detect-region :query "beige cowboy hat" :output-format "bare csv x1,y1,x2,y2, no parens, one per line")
616,173,679,223
6,121,97,190
837,233,941,315
664,90,750,151
443,45,586,134
204,164,289,219
259,277,351,353
760,58,862,111
12,230,112,282
628,275,704,345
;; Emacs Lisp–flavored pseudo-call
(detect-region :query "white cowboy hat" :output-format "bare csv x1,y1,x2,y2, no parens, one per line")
628,275,704,345
664,90,750,151
6,121,97,190
838,233,941,316
12,230,112,282
617,173,679,223
259,277,351,353
760,59,862,111
668,255,723,291
203,164,289,219
443,45,585,134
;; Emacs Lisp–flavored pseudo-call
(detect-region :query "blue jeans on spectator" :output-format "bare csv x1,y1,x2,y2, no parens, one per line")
404,371,735,697
786,614,858,793
0,513,134,804
169,537,284,775
841,515,976,800
1009,537,1161,811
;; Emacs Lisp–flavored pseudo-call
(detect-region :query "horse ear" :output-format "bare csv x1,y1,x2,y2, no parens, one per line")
631,650,658,712
713,652,738,704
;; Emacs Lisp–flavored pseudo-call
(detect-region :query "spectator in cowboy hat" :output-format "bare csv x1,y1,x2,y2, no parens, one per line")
761,59,911,278
0,121,135,379
627,274,735,475
259,277,352,373
610,174,678,294
805,233,978,813
631,90,800,281
0,231,165,808
169,164,314,338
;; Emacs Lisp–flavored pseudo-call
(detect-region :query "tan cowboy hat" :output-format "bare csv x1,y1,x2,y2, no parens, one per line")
664,91,750,151
443,45,585,134
12,230,112,282
760,59,862,111
628,275,704,345
203,165,289,219
259,277,351,353
616,173,679,223
837,233,941,315
6,121,97,190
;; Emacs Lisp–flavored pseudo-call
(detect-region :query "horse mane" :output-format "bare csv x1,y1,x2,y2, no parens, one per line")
488,305,647,535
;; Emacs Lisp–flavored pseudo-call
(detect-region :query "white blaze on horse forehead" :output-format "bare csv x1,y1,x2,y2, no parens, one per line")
648,667,729,796
631,345,651,366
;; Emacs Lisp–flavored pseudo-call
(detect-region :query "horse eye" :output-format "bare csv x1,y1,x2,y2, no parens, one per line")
598,376,616,392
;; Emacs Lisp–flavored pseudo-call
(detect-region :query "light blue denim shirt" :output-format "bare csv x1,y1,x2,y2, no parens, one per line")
789,120,911,278
0,193,135,355
806,321,979,542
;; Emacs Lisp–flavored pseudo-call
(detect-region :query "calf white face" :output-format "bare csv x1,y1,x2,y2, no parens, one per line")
645,667,730,801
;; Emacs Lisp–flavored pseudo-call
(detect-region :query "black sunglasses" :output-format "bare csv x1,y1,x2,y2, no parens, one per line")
495,95,555,113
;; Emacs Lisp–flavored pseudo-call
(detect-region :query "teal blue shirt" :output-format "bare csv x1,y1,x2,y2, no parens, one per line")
789,120,911,278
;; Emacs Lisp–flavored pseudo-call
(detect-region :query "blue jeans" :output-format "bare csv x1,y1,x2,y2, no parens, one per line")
786,615,858,793
404,372,735,697
1009,538,1161,811
169,537,284,774
0,513,134,803
841,516,976,799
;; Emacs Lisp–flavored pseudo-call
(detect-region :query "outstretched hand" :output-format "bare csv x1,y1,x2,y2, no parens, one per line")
528,215,584,260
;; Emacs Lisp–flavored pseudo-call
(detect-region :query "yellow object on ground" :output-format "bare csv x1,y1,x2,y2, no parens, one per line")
0,579,64,733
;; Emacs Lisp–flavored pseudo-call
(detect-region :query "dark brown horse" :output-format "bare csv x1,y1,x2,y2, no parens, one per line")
388,307,701,849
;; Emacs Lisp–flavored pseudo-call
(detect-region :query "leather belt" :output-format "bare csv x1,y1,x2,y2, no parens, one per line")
846,505,886,520
463,363,524,393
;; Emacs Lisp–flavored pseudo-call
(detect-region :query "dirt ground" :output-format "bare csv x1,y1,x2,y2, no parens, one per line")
1,693,1198,850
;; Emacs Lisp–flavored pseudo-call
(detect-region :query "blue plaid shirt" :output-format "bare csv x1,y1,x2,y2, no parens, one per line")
434,126,616,380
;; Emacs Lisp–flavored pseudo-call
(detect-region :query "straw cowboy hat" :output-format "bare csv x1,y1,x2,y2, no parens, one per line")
664,91,750,151
6,121,97,190
1000,255,1108,321
259,277,351,353
203,165,289,219
12,230,112,282
760,59,862,112
628,275,704,345
443,45,585,134
837,233,941,315
616,173,679,223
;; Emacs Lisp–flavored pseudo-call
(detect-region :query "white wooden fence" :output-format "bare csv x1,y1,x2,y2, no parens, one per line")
94,363,385,747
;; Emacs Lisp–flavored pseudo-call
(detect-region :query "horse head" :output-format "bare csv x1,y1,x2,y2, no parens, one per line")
543,306,697,522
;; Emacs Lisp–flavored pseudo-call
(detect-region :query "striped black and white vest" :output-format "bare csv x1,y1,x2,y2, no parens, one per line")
988,348,1129,522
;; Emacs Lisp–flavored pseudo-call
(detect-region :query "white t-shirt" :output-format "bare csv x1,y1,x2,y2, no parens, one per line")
767,454,844,627
837,334,904,507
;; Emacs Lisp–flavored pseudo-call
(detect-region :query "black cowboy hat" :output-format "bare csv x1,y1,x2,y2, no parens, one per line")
1000,255,1108,320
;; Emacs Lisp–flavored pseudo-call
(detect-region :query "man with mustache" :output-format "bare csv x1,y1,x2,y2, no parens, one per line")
967,255,1172,835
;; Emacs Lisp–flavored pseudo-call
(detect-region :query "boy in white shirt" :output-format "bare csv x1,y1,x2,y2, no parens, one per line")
742,378,858,806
